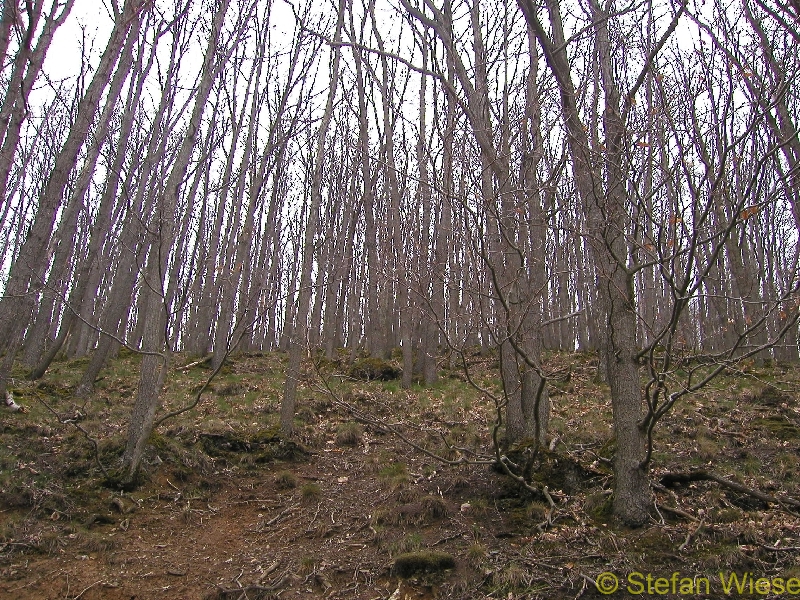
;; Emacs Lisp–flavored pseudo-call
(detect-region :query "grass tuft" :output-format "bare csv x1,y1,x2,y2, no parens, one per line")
335,422,363,447
300,482,322,502
274,470,298,490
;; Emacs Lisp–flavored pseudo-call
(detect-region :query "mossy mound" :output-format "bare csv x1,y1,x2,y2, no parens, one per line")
393,551,455,578
498,444,600,495
382,495,450,526
752,416,800,440
348,357,401,381
753,386,794,407
198,429,309,463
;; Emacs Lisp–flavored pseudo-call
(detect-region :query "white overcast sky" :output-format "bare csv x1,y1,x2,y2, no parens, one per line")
44,1,115,79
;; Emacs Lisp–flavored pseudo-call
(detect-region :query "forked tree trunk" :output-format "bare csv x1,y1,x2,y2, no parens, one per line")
123,0,232,480
403,0,550,442
518,0,652,525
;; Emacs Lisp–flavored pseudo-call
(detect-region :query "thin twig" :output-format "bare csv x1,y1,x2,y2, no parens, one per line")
33,392,109,478
73,580,105,600
678,517,705,552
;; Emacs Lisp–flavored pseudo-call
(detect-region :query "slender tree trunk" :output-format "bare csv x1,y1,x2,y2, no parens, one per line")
24,22,140,371
280,0,346,435
212,41,263,370
518,0,652,525
348,13,384,359
0,0,141,396
122,0,232,480
0,0,75,224
413,38,437,384
74,11,187,395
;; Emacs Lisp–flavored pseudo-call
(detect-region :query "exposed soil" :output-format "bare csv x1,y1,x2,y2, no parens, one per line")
2,351,800,599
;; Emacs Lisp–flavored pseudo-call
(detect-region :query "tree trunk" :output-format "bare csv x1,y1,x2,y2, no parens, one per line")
74,11,187,396
0,0,140,397
280,0,346,435
123,0,232,480
518,0,652,525
0,0,75,223
24,22,139,371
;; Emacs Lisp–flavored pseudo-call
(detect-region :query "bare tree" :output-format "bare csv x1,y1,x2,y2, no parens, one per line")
73,3,194,397
23,14,144,372
280,0,346,436
122,0,236,481
0,0,76,225
0,0,148,397
401,0,551,446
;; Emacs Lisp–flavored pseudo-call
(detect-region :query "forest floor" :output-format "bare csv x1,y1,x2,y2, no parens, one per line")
1,349,800,599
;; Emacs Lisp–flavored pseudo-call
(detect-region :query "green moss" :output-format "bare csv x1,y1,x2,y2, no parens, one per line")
388,533,423,556
378,462,408,489
711,507,742,523
382,380,400,393
752,416,800,440
379,462,407,478
584,492,613,521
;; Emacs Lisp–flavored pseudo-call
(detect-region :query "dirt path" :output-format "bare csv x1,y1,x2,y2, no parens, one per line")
1,435,497,600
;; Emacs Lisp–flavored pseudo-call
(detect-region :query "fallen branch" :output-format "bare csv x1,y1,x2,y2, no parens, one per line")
762,544,800,552
176,356,212,372
709,426,746,441
261,506,298,528
656,503,699,522
73,580,106,600
661,469,800,509
678,517,705,551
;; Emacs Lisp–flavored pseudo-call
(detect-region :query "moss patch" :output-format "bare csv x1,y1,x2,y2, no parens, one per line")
348,357,401,381
752,416,800,440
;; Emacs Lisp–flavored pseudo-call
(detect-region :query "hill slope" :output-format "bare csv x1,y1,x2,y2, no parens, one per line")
1,351,799,599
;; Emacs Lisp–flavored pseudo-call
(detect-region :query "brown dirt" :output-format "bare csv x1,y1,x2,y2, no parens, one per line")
0,435,521,599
